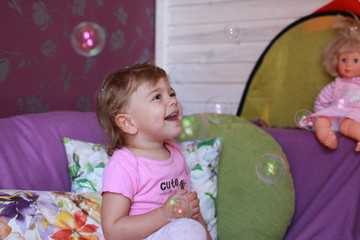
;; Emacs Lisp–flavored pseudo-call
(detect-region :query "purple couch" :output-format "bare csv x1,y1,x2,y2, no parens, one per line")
0,111,107,191
0,111,359,239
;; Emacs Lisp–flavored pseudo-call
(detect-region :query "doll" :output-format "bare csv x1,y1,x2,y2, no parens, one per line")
310,14,360,151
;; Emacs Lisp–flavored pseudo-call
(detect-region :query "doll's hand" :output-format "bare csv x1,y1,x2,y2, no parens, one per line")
185,191,200,219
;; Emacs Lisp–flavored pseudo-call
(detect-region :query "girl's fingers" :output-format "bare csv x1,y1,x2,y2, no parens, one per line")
186,191,197,201
172,189,187,197
191,206,200,219
190,197,199,208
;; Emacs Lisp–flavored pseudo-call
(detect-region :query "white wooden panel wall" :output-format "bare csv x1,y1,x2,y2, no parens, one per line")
155,0,331,116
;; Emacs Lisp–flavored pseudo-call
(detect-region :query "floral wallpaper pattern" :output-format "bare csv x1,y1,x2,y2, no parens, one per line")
0,0,155,118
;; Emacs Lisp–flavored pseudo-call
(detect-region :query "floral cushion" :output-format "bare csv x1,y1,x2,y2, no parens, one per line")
180,137,222,240
62,137,223,239
63,137,109,193
0,190,102,239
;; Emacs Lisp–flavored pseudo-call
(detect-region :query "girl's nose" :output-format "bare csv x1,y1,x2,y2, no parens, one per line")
168,96,177,106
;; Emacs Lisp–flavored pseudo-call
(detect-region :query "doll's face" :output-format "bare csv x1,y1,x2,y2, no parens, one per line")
337,51,360,78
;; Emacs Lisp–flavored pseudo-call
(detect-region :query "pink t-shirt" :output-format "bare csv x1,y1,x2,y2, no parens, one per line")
102,141,191,216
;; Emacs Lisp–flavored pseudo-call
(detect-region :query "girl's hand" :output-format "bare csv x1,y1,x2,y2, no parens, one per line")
185,191,201,219
160,189,187,220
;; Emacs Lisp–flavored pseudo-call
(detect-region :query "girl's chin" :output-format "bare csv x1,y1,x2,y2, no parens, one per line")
172,127,183,138
175,127,183,135
165,120,183,137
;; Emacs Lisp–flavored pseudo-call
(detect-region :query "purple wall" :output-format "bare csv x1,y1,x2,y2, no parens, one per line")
0,0,155,118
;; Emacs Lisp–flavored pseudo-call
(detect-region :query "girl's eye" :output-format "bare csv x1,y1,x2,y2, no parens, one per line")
170,92,176,97
153,94,161,100
354,59,359,63
341,58,347,63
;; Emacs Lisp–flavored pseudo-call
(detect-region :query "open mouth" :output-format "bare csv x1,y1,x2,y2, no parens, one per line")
165,112,179,121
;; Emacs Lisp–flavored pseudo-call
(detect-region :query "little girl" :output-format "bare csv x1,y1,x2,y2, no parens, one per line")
311,14,360,151
96,62,211,240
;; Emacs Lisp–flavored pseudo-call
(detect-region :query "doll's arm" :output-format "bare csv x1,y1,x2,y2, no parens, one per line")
314,81,336,112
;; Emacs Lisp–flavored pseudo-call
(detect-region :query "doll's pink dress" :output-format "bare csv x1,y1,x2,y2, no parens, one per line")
311,77,360,130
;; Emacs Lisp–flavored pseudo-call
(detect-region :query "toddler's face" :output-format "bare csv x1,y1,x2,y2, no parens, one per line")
127,77,183,141
337,51,360,78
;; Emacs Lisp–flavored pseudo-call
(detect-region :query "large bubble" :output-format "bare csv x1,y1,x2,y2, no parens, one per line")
178,115,209,141
256,153,287,184
165,195,193,221
71,22,106,57
294,109,314,130
205,97,231,123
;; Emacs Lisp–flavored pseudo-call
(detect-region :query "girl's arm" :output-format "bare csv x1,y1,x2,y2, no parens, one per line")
187,191,212,240
101,192,169,240
102,190,212,240
196,213,212,240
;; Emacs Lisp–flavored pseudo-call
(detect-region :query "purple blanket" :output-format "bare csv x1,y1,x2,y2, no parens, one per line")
265,127,360,240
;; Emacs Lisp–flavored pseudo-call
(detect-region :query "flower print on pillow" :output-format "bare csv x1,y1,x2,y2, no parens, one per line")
63,137,110,193
179,137,223,240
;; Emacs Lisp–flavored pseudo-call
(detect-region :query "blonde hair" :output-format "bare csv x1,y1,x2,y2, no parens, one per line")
96,62,168,155
323,14,360,77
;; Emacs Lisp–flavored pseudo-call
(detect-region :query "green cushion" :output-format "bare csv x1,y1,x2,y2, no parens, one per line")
178,114,295,239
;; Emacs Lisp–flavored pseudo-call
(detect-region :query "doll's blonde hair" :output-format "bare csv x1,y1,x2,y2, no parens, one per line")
323,14,360,77
96,62,168,156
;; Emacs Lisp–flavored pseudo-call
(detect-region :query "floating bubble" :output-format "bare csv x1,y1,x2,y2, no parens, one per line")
71,22,106,57
224,24,240,39
294,109,314,130
165,195,192,221
177,115,209,141
256,153,286,184
205,97,230,123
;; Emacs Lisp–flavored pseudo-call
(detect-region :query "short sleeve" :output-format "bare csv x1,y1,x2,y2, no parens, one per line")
102,150,138,201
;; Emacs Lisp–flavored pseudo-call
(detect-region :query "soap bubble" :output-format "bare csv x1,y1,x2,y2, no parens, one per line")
224,24,240,39
256,153,286,184
165,195,192,221
178,115,209,141
294,109,314,130
205,97,230,123
71,22,106,57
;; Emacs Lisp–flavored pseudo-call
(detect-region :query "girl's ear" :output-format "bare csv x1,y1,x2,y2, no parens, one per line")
115,114,137,135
